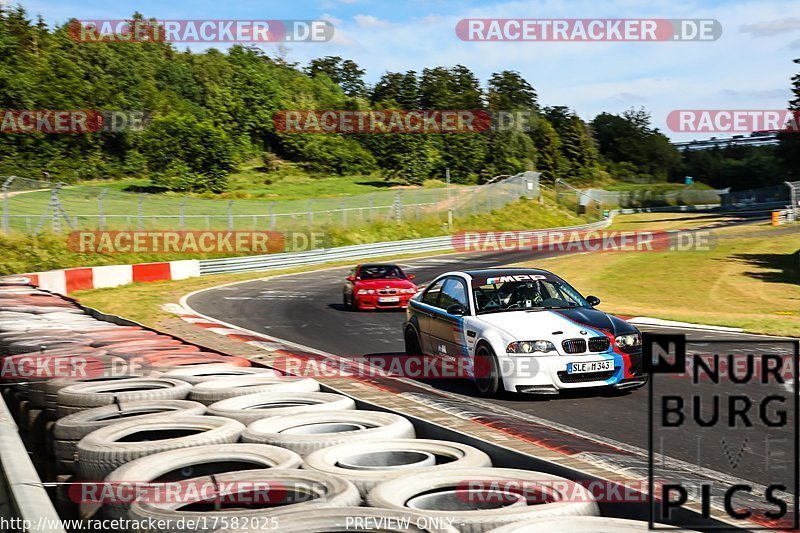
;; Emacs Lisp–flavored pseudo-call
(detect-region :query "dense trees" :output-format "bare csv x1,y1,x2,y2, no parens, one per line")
0,7,794,192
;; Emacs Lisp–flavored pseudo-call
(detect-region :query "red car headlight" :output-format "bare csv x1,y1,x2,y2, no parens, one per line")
357,289,375,295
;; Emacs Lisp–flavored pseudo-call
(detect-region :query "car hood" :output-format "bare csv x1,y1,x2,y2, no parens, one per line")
355,279,416,289
476,307,636,339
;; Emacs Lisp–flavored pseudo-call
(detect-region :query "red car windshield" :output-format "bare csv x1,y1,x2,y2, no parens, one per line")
358,265,407,280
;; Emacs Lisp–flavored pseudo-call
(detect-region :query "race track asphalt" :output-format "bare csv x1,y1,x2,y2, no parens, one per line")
187,215,797,491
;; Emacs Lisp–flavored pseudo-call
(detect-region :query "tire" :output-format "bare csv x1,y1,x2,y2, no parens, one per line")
53,400,207,461
404,326,423,357
127,469,360,532
241,410,416,456
474,344,503,398
75,416,245,481
161,365,278,385
207,392,356,424
189,375,320,405
57,378,192,416
98,443,303,521
303,438,492,495
484,517,686,532
227,506,460,533
44,373,163,419
366,468,600,533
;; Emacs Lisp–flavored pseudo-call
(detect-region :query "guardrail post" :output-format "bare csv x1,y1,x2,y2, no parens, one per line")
227,200,234,231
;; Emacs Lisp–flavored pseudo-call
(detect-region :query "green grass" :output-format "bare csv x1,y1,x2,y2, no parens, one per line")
512,224,800,337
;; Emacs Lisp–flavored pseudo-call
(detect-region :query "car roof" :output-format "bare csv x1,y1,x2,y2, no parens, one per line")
462,267,553,278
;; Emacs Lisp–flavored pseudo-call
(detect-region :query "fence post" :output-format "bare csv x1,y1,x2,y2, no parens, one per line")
180,197,187,230
269,202,276,230
415,189,420,219
472,189,477,215
341,201,347,226
394,192,402,224
227,200,234,231
1,176,14,233
98,188,108,231
307,200,313,231
369,194,375,222
137,193,147,231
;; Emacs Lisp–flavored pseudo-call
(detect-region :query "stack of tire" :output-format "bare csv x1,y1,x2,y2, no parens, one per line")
0,281,672,532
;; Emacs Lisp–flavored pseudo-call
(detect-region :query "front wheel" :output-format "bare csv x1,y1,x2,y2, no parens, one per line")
473,345,504,397
404,327,422,357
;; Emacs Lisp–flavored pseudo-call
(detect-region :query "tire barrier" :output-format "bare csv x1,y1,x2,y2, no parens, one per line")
75,415,245,480
303,439,492,495
366,468,600,533
56,378,193,417
99,443,303,521
127,469,361,532
52,400,207,472
207,391,356,424
161,364,279,385
188,375,320,405
241,410,416,456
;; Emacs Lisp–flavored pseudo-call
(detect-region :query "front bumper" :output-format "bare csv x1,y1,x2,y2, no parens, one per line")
497,347,645,393
354,294,413,310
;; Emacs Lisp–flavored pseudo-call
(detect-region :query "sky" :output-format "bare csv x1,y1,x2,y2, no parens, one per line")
14,0,800,140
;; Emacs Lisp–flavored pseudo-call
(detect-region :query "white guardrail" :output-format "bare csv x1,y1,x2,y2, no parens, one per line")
198,219,614,276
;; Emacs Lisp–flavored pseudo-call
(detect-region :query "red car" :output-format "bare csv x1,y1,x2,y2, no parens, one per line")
343,263,418,311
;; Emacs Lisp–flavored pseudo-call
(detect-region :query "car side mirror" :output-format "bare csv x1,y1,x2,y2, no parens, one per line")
408,274,415,280
446,304,466,316
586,295,601,306
346,276,355,282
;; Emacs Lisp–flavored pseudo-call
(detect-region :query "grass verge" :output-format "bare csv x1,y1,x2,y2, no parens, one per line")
512,223,800,337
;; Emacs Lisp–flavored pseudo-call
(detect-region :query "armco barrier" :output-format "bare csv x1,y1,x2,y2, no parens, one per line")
197,218,614,276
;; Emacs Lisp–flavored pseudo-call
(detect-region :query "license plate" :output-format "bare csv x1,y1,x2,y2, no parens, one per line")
567,360,614,374
378,296,400,303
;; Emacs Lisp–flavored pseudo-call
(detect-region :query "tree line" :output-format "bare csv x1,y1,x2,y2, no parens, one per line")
0,8,795,193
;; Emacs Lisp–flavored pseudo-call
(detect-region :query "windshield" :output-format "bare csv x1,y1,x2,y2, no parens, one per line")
358,265,407,280
473,278,589,314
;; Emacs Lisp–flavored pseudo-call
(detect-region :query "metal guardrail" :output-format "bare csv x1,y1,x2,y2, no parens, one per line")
198,218,613,276
0,393,66,533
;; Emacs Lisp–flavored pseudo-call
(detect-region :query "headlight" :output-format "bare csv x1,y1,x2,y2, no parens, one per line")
507,340,556,354
357,289,376,295
400,288,417,294
615,333,641,348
